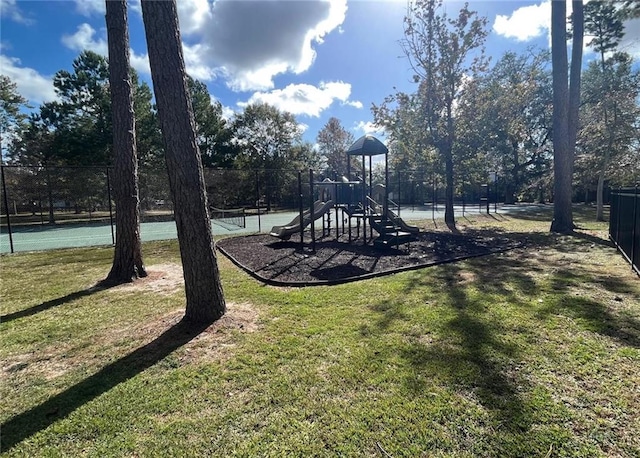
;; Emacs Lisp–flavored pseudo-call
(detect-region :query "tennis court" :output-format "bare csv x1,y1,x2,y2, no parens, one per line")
1,204,529,253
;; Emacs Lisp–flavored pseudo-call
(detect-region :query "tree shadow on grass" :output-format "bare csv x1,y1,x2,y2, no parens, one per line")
398,262,528,428
1,284,110,323
537,294,640,349
0,318,207,452
365,259,529,428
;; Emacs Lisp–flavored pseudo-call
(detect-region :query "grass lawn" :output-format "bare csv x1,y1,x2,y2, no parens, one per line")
1,206,639,457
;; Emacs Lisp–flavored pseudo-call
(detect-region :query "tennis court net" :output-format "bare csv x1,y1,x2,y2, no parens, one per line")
210,207,246,229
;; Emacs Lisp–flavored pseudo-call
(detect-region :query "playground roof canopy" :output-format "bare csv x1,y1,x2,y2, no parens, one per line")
347,135,388,156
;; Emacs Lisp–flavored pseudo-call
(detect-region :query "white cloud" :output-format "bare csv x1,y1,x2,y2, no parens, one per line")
73,0,105,17
74,0,346,91
129,0,213,35
176,0,212,35
344,100,363,109
0,55,56,104
493,1,550,42
620,18,640,58
62,23,108,55
0,0,33,25
353,120,385,137
239,81,358,117
130,52,151,76
181,42,217,81
220,105,237,121
61,23,151,76
200,0,347,91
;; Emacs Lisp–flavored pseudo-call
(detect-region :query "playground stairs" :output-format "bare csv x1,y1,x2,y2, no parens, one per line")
369,214,417,249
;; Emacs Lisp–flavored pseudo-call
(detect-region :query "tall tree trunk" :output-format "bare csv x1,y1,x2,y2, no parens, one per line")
568,0,583,160
444,149,455,229
443,107,456,230
105,0,146,284
141,0,225,325
595,24,610,222
568,0,583,215
551,0,574,233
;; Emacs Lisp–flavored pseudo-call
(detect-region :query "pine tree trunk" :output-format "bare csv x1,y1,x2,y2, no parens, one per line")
444,151,455,229
550,0,574,233
141,0,225,324
105,0,146,284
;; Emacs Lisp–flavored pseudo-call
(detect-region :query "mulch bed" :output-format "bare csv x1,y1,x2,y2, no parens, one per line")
216,229,523,286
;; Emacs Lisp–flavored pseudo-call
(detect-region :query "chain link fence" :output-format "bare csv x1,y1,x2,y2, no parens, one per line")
610,187,640,275
1,165,499,253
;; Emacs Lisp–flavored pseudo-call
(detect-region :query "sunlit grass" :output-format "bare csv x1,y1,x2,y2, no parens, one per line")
1,206,639,457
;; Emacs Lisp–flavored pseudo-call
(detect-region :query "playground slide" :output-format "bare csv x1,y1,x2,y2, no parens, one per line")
387,208,421,234
270,200,335,240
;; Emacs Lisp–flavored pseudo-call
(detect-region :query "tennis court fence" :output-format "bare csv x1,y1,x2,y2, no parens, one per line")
0,165,304,253
2,164,500,253
610,187,640,275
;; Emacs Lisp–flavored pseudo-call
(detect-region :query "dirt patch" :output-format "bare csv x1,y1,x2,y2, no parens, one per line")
1,302,260,381
109,263,184,294
217,229,522,286
181,302,261,364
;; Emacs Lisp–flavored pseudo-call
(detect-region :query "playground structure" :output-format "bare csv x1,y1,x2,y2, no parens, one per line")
270,135,420,250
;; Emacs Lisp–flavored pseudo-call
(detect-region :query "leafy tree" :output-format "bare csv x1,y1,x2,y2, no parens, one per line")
316,117,355,177
461,51,553,203
373,90,442,206
550,0,583,233
0,75,28,162
104,0,146,285
582,0,632,220
141,0,226,325
231,102,304,210
47,51,113,166
578,54,640,202
398,0,488,229
187,76,234,168
133,77,167,210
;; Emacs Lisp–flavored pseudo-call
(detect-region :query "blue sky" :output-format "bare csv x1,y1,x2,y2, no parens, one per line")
2,0,639,145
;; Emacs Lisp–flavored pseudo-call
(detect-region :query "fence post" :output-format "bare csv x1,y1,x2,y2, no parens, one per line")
632,186,638,272
309,168,316,253
1,165,14,253
255,170,261,233
616,188,622,247
494,173,498,213
106,167,115,245
298,171,303,247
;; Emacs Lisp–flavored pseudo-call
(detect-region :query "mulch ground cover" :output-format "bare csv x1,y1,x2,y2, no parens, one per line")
216,229,523,286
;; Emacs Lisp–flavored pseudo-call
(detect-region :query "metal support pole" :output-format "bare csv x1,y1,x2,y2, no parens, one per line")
486,184,490,214
362,155,367,244
309,168,315,253
494,173,498,213
432,174,435,223
462,182,466,216
1,165,14,253
298,171,304,247
397,167,401,217
256,170,261,233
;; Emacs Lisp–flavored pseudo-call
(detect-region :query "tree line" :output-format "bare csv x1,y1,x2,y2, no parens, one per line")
373,0,639,231
2,54,363,215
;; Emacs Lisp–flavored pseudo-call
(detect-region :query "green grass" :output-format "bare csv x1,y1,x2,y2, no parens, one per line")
2,206,639,457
